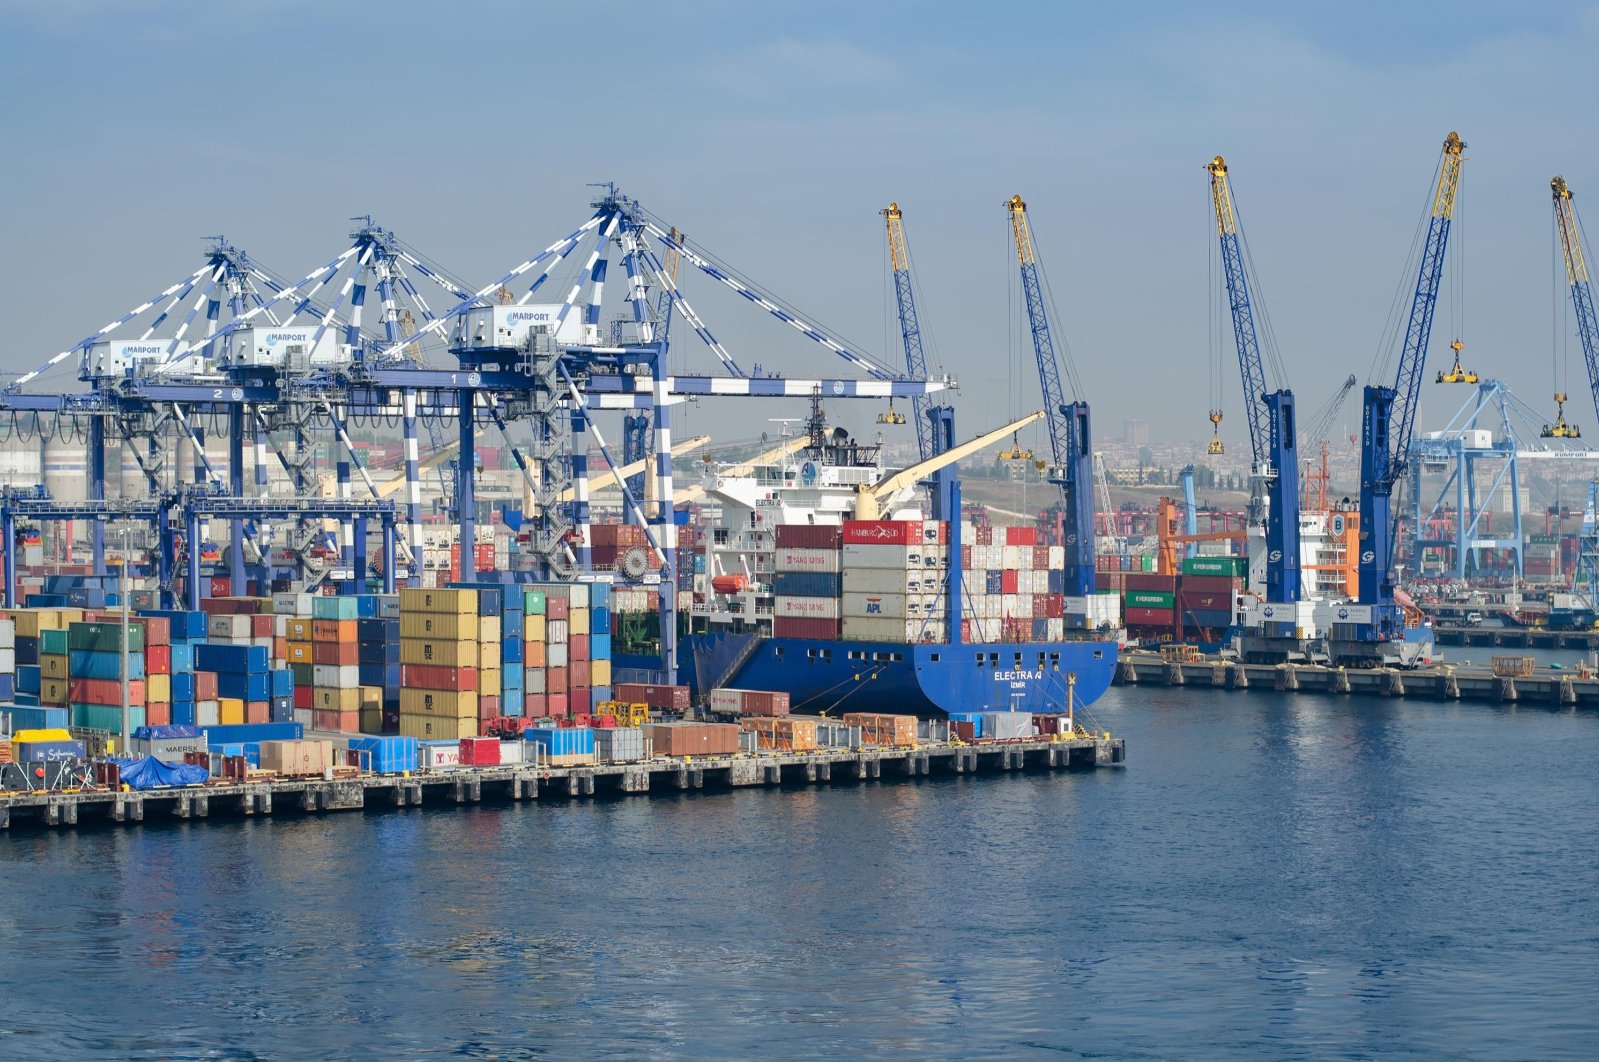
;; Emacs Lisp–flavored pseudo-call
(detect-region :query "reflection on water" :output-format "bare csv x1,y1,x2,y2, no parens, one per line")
4,688,1598,1060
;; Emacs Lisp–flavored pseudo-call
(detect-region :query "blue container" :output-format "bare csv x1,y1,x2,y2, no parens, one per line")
503,688,524,716
772,571,843,598
69,649,144,681
132,724,201,740
0,674,14,701
217,671,270,702
13,636,37,666
1032,619,1049,641
170,672,196,701
947,711,985,737
357,618,399,642
986,571,1005,595
358,662,401,688
1048,570,1067,594
588,581,610,609
358,640,401,665
355,595,383,619
141,609,208,641
171,701,197,727
502,609,524,639
501,665,523,691
169,642,196,672
12,692,40,706
16,739,88,762
25,593,69,607
199,722,303,745
1,705,70,731
590,684,612,705
67,587,108,608
591,606,611,635
502,638,524,666
526,727,595,757
270,668,294,697
591,633,612,660
347,735,418,775
195,643,268,674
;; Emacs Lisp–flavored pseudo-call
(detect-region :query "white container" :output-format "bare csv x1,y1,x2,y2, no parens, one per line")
313,664,359,688
0,618,14,650
420,742,460,769
775,595,840,619
272,593,310,615
841,616,946,643
842,542,923,569
775,547,842,573
547,643,568,668
0,647,14,673
498,740,525,765
207,614,251,638
196,701,220,727
843,567,938,595
547,619,569,644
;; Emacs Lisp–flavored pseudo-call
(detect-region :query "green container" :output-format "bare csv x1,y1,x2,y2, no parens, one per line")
1140,556,1156,571
40,628,69,655
67,621,144,654
1125,590,1176,608
312,595,361,620
70,702,146,732
523,589,547,616
1182,556,1247,577
291,662,316,687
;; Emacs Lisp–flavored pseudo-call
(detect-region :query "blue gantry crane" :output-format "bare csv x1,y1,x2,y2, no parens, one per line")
1346,131,1466,665
883,203,942,459
1005,195,1095,599
1207,155,1302,605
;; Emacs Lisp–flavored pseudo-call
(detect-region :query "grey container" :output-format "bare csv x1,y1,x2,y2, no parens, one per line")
812,720,864,748
594,726,649,763
981,711,1035,740
917,719,951,744
129,736,208,763
739,730,758,753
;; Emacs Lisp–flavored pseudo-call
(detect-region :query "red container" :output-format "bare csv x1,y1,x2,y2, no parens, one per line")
547,666,569,692
1178,590,1231,612
570,687,591,714
144,703,171,728
974,526,994,545
312,708,359,732
140,616,171,646
1124,606,1175,626
246,700,270,724
1001,570,1019,595
1004,526,1037,546
950,720,976,742
195,672,219,700
209,577,232,598
570,660,591,687
524,693,547,718
775,524,843,549
613,682,691,710
546,594,569,620
401,664,478,691
772,617,840,639
569,634,589,661
459,736,501,766
293,685,314,709
68,678,145,705
251,615,275,638
842,519,918,546
1032,546,1051,568
1044,594,1064,618
1179,574,1238,595
145,644,171,674
1125,573,1178,592
313,641,359,666
548,692,569,718
1095,572,1126,592
478,695,500,718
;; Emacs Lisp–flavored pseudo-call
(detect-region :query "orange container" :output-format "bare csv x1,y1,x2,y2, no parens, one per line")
312,641,359,666
287,641,313,664
524,642,546,669
841,712,917,747
68,677,145,706
739,716,818,751
311,619,357,643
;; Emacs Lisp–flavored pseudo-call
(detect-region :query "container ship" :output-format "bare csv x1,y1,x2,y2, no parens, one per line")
614,405,1120,718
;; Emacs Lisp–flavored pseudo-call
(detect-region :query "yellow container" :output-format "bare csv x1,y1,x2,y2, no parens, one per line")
147,673,170,702
12,610,58,638
399,611,480,640
525,615,546,643
40,677,69,706
359,708,386,734
569,608,590,636
286,618,313,642
315,686,360,712
219,697,245,725
591,659,612,687
477,642,501,670
287,640,313,664
398,712,476,741
40,653,69,679
359,686,384,711
478,615,501,643
479,668,502,698
399,687,477,719
399,587,477,616
399,637,478,668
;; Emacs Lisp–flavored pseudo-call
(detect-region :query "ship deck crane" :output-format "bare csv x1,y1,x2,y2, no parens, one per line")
1006,195,1094,597
1300,373,1358,512
1552,175,1599,604
854,411,1044,519
1208,155,1302,604
1355,132,1466,654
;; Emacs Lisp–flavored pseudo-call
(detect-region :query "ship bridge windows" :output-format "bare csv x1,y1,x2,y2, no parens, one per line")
930,653,941,663
1048,652,1061,671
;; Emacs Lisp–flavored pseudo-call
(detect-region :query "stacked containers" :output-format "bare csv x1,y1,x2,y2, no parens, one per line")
447,581,513,727
399,587,479,741
519,582,614,722
195,643,270,727
958,524,1061,643
142,609,209,725
310,595,361,731
0,616,16,704
773,524,843,639
355,607,401,734
1123,573,1179,639
840,520,947,644
65,620,146,732
590,523,661,571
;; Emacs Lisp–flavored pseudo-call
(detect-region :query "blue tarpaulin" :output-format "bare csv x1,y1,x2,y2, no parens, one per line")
112,755,209,790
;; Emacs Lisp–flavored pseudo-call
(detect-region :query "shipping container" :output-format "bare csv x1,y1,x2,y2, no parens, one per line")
709,688,790,717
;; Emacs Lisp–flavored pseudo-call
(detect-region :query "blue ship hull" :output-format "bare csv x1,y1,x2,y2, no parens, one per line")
675,634,1118,718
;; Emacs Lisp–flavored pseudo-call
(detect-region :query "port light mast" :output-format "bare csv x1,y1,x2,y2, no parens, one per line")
1358,131,1466,630
1006,194,1094,597
1207,155,1302,604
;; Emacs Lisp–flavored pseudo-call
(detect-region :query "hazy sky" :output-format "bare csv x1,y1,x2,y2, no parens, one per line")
4,0,1599,459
